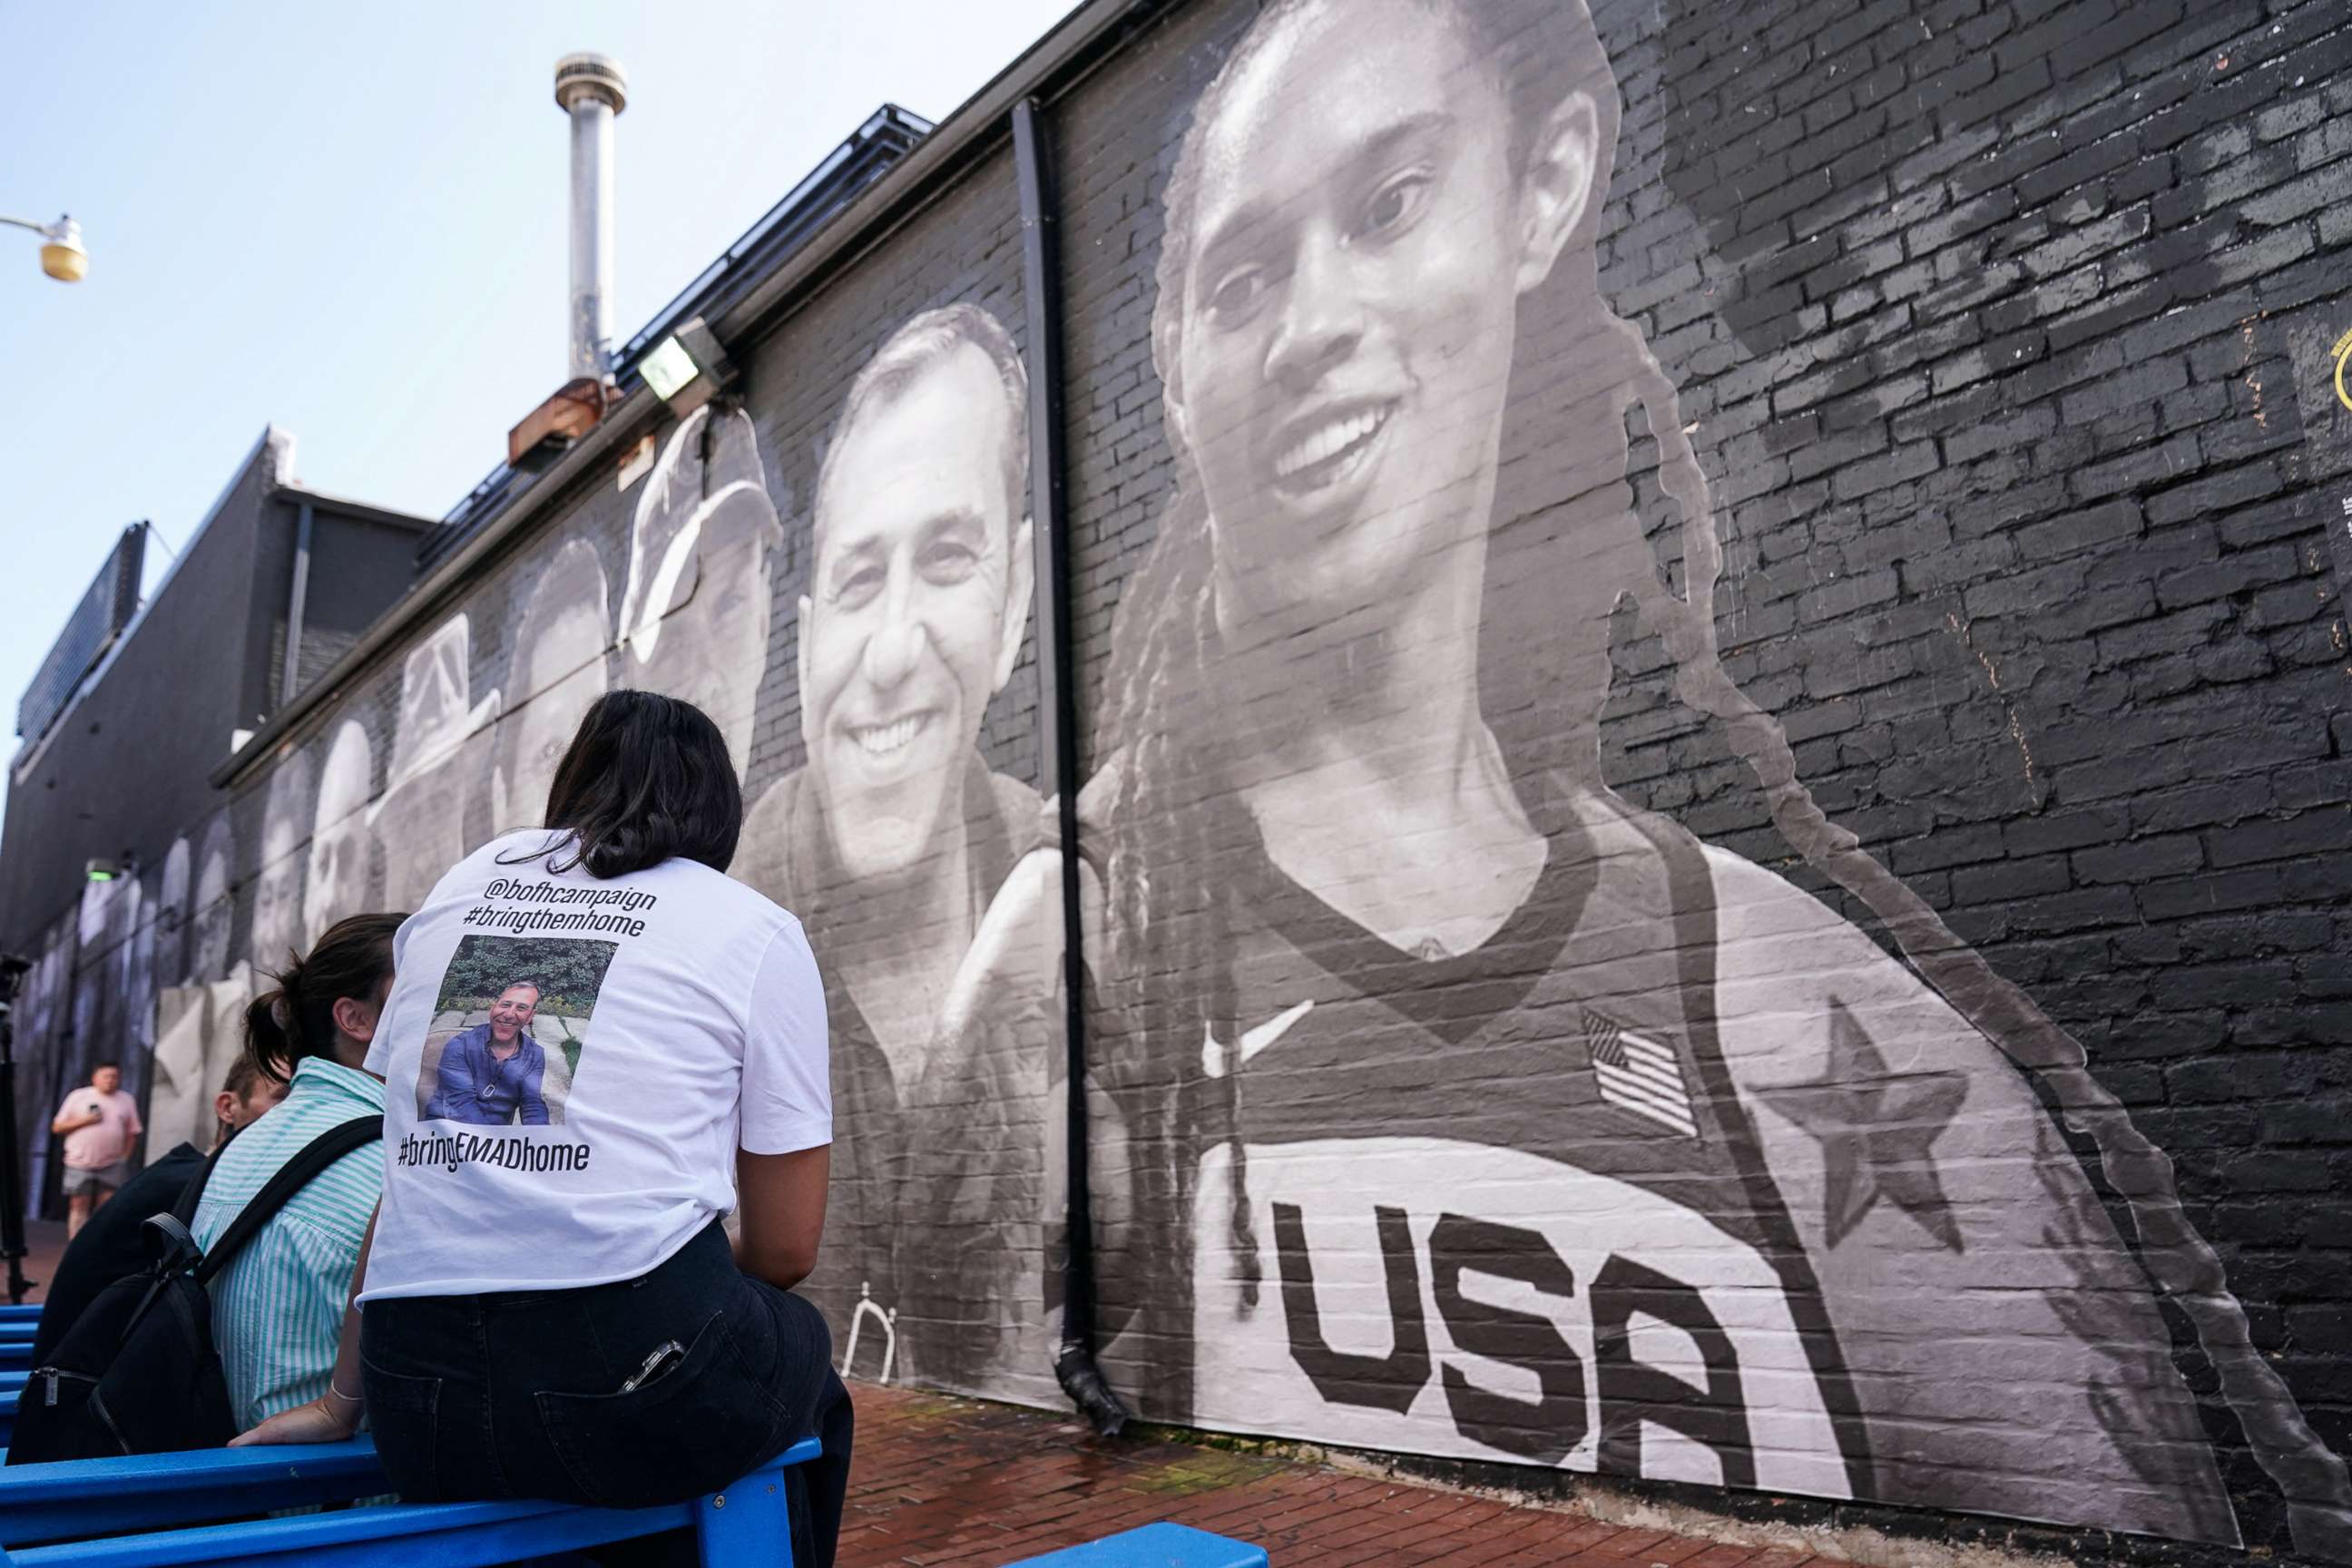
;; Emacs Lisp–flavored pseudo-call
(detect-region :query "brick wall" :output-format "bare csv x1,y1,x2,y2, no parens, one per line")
10,0,2346,1557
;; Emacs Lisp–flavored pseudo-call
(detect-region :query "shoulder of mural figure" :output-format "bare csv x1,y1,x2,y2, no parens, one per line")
985,769,1045,856
933,755,1121,1054
733,769,809,906
1696,842,2238,1543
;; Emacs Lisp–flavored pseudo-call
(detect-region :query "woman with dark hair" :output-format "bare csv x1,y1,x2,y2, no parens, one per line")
191,912,404,1431
936,0,2322,1547
234,691,849,1565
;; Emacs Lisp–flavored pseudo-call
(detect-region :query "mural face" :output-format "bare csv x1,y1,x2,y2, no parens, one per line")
622,407,780,779
250,748,314,975
492,541,610,836
369,614,497,911
152,837,190,993
305,720,375,946
797,316,1034,886
189,815,235,984
1163,0,1561,633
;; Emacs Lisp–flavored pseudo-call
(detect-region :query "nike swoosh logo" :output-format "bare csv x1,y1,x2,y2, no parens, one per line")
1202,999,1318,1078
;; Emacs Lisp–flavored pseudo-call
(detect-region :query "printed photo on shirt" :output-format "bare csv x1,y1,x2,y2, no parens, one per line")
416,935,617,1128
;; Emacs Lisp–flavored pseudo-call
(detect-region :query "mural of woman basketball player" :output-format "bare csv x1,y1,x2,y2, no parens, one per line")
974,0,2350,1552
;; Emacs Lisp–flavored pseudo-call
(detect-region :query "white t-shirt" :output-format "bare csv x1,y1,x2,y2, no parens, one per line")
359,830,830,1301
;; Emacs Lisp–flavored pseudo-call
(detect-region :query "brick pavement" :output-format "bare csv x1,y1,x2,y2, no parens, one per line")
840,1384,1843,1568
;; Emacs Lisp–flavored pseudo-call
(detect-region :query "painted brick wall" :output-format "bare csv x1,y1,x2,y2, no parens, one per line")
5,0,2345,1558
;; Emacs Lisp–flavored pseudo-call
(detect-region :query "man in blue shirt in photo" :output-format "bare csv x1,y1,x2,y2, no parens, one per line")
426,980,551,1125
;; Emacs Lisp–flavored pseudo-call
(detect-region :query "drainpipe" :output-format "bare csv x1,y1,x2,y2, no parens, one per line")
1014,95,1129,1439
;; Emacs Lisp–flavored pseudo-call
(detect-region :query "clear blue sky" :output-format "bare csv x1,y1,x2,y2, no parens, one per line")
0,0,1076,795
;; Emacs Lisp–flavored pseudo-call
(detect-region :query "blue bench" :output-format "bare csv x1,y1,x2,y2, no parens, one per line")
0,1436,820,1565
1015,1523,1267,1565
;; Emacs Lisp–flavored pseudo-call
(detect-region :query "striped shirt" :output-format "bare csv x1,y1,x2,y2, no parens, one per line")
191,1057,386,1429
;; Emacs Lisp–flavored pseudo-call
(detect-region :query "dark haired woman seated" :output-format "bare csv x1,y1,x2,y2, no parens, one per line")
237,691,848,1564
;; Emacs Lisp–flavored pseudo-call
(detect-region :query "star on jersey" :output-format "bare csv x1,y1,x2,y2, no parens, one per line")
1759,999,1968,1253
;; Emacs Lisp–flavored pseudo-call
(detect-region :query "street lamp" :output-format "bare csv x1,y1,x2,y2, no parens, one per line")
0,213,88,282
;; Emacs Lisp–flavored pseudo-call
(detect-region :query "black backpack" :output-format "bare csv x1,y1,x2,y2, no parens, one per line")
8,1115,382,1464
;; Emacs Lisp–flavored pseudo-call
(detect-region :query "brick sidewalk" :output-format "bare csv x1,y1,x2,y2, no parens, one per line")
841,1383,1832,1568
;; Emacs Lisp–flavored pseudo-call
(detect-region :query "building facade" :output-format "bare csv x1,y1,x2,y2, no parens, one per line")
4,0,2349,1557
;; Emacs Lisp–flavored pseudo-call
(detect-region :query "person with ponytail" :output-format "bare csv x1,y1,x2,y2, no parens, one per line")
188,911,403,1432
234,691,851,1568
939,0,2350,1549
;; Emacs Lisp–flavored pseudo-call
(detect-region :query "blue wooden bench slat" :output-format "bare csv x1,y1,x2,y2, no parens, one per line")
0,1310,39,1325
1010,1522,1269,1567
0,1436,822,1566
0,1439,389,1542
0,1494,697,1567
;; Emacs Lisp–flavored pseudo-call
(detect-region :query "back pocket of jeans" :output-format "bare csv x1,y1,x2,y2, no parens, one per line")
533,1309,778,1511
360,1361,442,1501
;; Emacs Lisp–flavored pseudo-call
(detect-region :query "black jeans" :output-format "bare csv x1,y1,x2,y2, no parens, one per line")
360,1222,852,1565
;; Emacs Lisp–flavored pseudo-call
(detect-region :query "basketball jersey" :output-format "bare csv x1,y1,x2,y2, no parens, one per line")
1176,781,1869,1498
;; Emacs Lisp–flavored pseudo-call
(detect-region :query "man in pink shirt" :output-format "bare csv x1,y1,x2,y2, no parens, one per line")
53,1063,142,1238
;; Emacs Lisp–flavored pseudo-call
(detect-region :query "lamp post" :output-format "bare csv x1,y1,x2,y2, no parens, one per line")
0,214,88,282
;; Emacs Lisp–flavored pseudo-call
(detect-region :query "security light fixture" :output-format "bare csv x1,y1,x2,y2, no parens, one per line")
2,214,87,282
641,317,735,418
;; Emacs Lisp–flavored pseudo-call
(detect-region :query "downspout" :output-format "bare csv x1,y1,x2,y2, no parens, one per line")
1014,95,1130,1439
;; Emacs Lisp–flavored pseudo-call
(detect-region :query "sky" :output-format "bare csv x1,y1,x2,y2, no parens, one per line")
0,0,1078,801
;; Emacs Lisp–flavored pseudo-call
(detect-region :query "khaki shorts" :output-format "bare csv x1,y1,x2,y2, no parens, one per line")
60,1161,127,1196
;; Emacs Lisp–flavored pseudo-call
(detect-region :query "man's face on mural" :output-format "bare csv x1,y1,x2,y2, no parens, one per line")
252,808,305,970
799,345,1031,885
1171,0,1595,632
500,601,608,833
489,984,538,1044
191,835,232,981
153,839,190,989
306,725,372,945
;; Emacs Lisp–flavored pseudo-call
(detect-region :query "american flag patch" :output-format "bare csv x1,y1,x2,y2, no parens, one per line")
1583,1010,1699,1138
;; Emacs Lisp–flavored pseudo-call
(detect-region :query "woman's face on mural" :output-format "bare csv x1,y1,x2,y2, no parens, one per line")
1172,0,1596,632
799,345,1028,884
1176,0,1518,625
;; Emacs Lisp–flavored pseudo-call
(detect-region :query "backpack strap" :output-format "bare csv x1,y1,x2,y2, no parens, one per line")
191,1116,383,1286
169,1123,246,1228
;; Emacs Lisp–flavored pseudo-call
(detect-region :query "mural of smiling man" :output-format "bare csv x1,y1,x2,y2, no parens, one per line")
738,302,1044,1391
